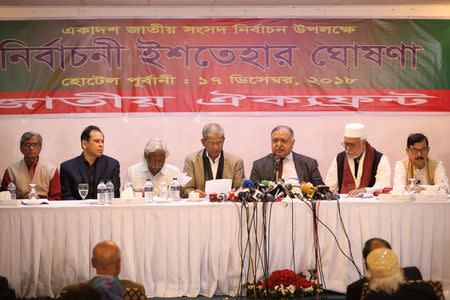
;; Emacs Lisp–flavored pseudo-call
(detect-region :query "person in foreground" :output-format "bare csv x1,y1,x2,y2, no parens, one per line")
60,125,120,200
361,248,437,300
1,131,61,200
393,133,449,193
325,123,390,196
124,138,180,196
183,123,245,198
345,237,422,300
250,125,324,186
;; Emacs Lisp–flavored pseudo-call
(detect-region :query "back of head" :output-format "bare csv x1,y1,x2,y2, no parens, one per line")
60,283,102,300
91,240,121,276
367,248,403,295
363,238,392,261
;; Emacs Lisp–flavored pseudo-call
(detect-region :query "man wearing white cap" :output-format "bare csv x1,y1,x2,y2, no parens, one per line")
325,123,391,196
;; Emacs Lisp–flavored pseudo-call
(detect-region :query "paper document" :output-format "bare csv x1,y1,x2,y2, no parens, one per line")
205,179,232,195
178,172,192,187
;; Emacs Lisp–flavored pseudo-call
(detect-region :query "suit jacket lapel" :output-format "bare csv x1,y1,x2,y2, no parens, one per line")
196,150,205,190
95,155,105,182
222,152,230,178
292,152,305,182
77,154,89,183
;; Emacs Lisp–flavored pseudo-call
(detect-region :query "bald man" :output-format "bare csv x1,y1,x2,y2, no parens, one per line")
84,241,145,294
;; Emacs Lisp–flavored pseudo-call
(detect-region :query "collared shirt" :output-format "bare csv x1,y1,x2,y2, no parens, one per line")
325,152,391,194
393,160,449,192
84,158,97,199
124,162,180,196
281,152,299,184
206,152,221,179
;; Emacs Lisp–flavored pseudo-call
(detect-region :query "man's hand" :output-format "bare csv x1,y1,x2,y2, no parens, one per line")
194,189,206,198
348,188,367,197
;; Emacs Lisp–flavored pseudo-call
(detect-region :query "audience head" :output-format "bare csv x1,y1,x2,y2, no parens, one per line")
201,123,225,161
406,133,430,169
343,123,367,159
91,240,121,276
271,125,295,159
144,138,169,176
81,125,104,158
20,131,43,160
60,283,102,300
363,238,392,262
366,248,403,295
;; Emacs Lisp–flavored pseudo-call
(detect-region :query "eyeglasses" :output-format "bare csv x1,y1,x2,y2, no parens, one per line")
23,143,40,148
341,142,359,149
205,141,224,147
409,147,429,155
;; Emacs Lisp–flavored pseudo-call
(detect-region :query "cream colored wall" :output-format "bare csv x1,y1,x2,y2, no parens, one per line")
0,5,449,188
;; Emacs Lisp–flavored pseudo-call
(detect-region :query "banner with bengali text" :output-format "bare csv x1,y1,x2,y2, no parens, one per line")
0,18,449,115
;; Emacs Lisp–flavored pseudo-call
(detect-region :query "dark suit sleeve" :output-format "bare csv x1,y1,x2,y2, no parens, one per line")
345,279,365,300
112,160,121,198
309,159,325,186
404,266,422,280
250,161,262,183
60,163,76,200
182,155,196,198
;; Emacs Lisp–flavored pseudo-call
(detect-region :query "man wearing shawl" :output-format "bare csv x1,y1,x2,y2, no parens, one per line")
393,133,448,193
325,123,391,196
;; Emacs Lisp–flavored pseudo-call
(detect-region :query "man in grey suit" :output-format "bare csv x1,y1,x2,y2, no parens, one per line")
250,125,324,186
182,123,245,198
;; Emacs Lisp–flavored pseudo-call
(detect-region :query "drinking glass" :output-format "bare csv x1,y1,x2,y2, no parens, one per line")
406,178,417,194
78,183,89,200
28,183,39,200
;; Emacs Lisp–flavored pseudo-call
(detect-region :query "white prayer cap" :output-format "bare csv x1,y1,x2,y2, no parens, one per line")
345,123,366,138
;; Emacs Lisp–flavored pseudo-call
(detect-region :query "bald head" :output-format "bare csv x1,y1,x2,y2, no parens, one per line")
91,240,121,276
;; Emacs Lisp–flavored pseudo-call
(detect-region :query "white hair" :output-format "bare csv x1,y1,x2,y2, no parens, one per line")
368,269,404,295
202,123,224,140
143,138,169,160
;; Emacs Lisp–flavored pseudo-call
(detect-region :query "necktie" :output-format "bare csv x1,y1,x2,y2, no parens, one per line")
277,158,283,181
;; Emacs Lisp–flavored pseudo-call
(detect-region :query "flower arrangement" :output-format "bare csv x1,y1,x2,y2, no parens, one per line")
244,269,322,299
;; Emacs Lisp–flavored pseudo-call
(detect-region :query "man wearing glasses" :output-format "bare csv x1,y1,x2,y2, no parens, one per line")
393,133,448,193
325,123,391,196
1,132,61,200
182,123,245,198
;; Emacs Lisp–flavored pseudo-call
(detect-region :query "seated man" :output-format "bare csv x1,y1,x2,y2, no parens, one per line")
346,237,422,300
250,125,324,186
393,133,449,193
183,123,245,198
362,248,437,300
1,132,61,200
124,138,180,196
85,240,145,295
325,123,390,196
60,125,120,200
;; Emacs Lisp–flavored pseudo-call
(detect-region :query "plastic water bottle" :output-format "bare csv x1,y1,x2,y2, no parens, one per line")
159,181,168,200
97,180,106,204
106,180,114,204
7,182,16,200
170,177,180,200
144,179,154,203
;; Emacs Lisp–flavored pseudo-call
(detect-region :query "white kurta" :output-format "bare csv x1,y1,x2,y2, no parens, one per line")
393,160,449,193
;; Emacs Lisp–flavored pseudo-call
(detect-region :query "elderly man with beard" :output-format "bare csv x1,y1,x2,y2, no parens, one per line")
393,133,448,193
250,125,324,186
325,123,391,196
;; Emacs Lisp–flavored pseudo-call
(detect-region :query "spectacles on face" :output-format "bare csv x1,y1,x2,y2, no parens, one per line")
205,141,224,147
341,142,359,149
23,143,40,148
409,147,429,155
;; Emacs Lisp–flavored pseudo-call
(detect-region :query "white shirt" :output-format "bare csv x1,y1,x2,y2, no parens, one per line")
325,152,391,194
393,160,449,193
124,162,180,196
281,152,299,184
206,152,221,179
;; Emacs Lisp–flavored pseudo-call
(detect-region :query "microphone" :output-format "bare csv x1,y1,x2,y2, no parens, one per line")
274,156,281,181
291,186,304,199
300,182,325,200
243,179,256,190
316,185,340,200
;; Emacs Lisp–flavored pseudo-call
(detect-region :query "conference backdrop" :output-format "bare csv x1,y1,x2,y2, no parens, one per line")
0,18,449,115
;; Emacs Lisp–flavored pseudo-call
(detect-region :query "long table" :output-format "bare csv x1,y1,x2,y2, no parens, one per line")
1,199,449,298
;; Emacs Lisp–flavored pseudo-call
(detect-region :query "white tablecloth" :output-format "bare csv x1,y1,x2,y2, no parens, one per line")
1,199,449,298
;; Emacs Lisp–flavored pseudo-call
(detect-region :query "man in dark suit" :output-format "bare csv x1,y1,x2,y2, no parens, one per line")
345,237,422,300
250,125,324,186
60,125,120,200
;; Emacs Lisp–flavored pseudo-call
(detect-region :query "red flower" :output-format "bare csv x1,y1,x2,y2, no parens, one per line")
256,269,314,290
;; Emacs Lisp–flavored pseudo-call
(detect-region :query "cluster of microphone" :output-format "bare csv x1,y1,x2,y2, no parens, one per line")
230,179,340,203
